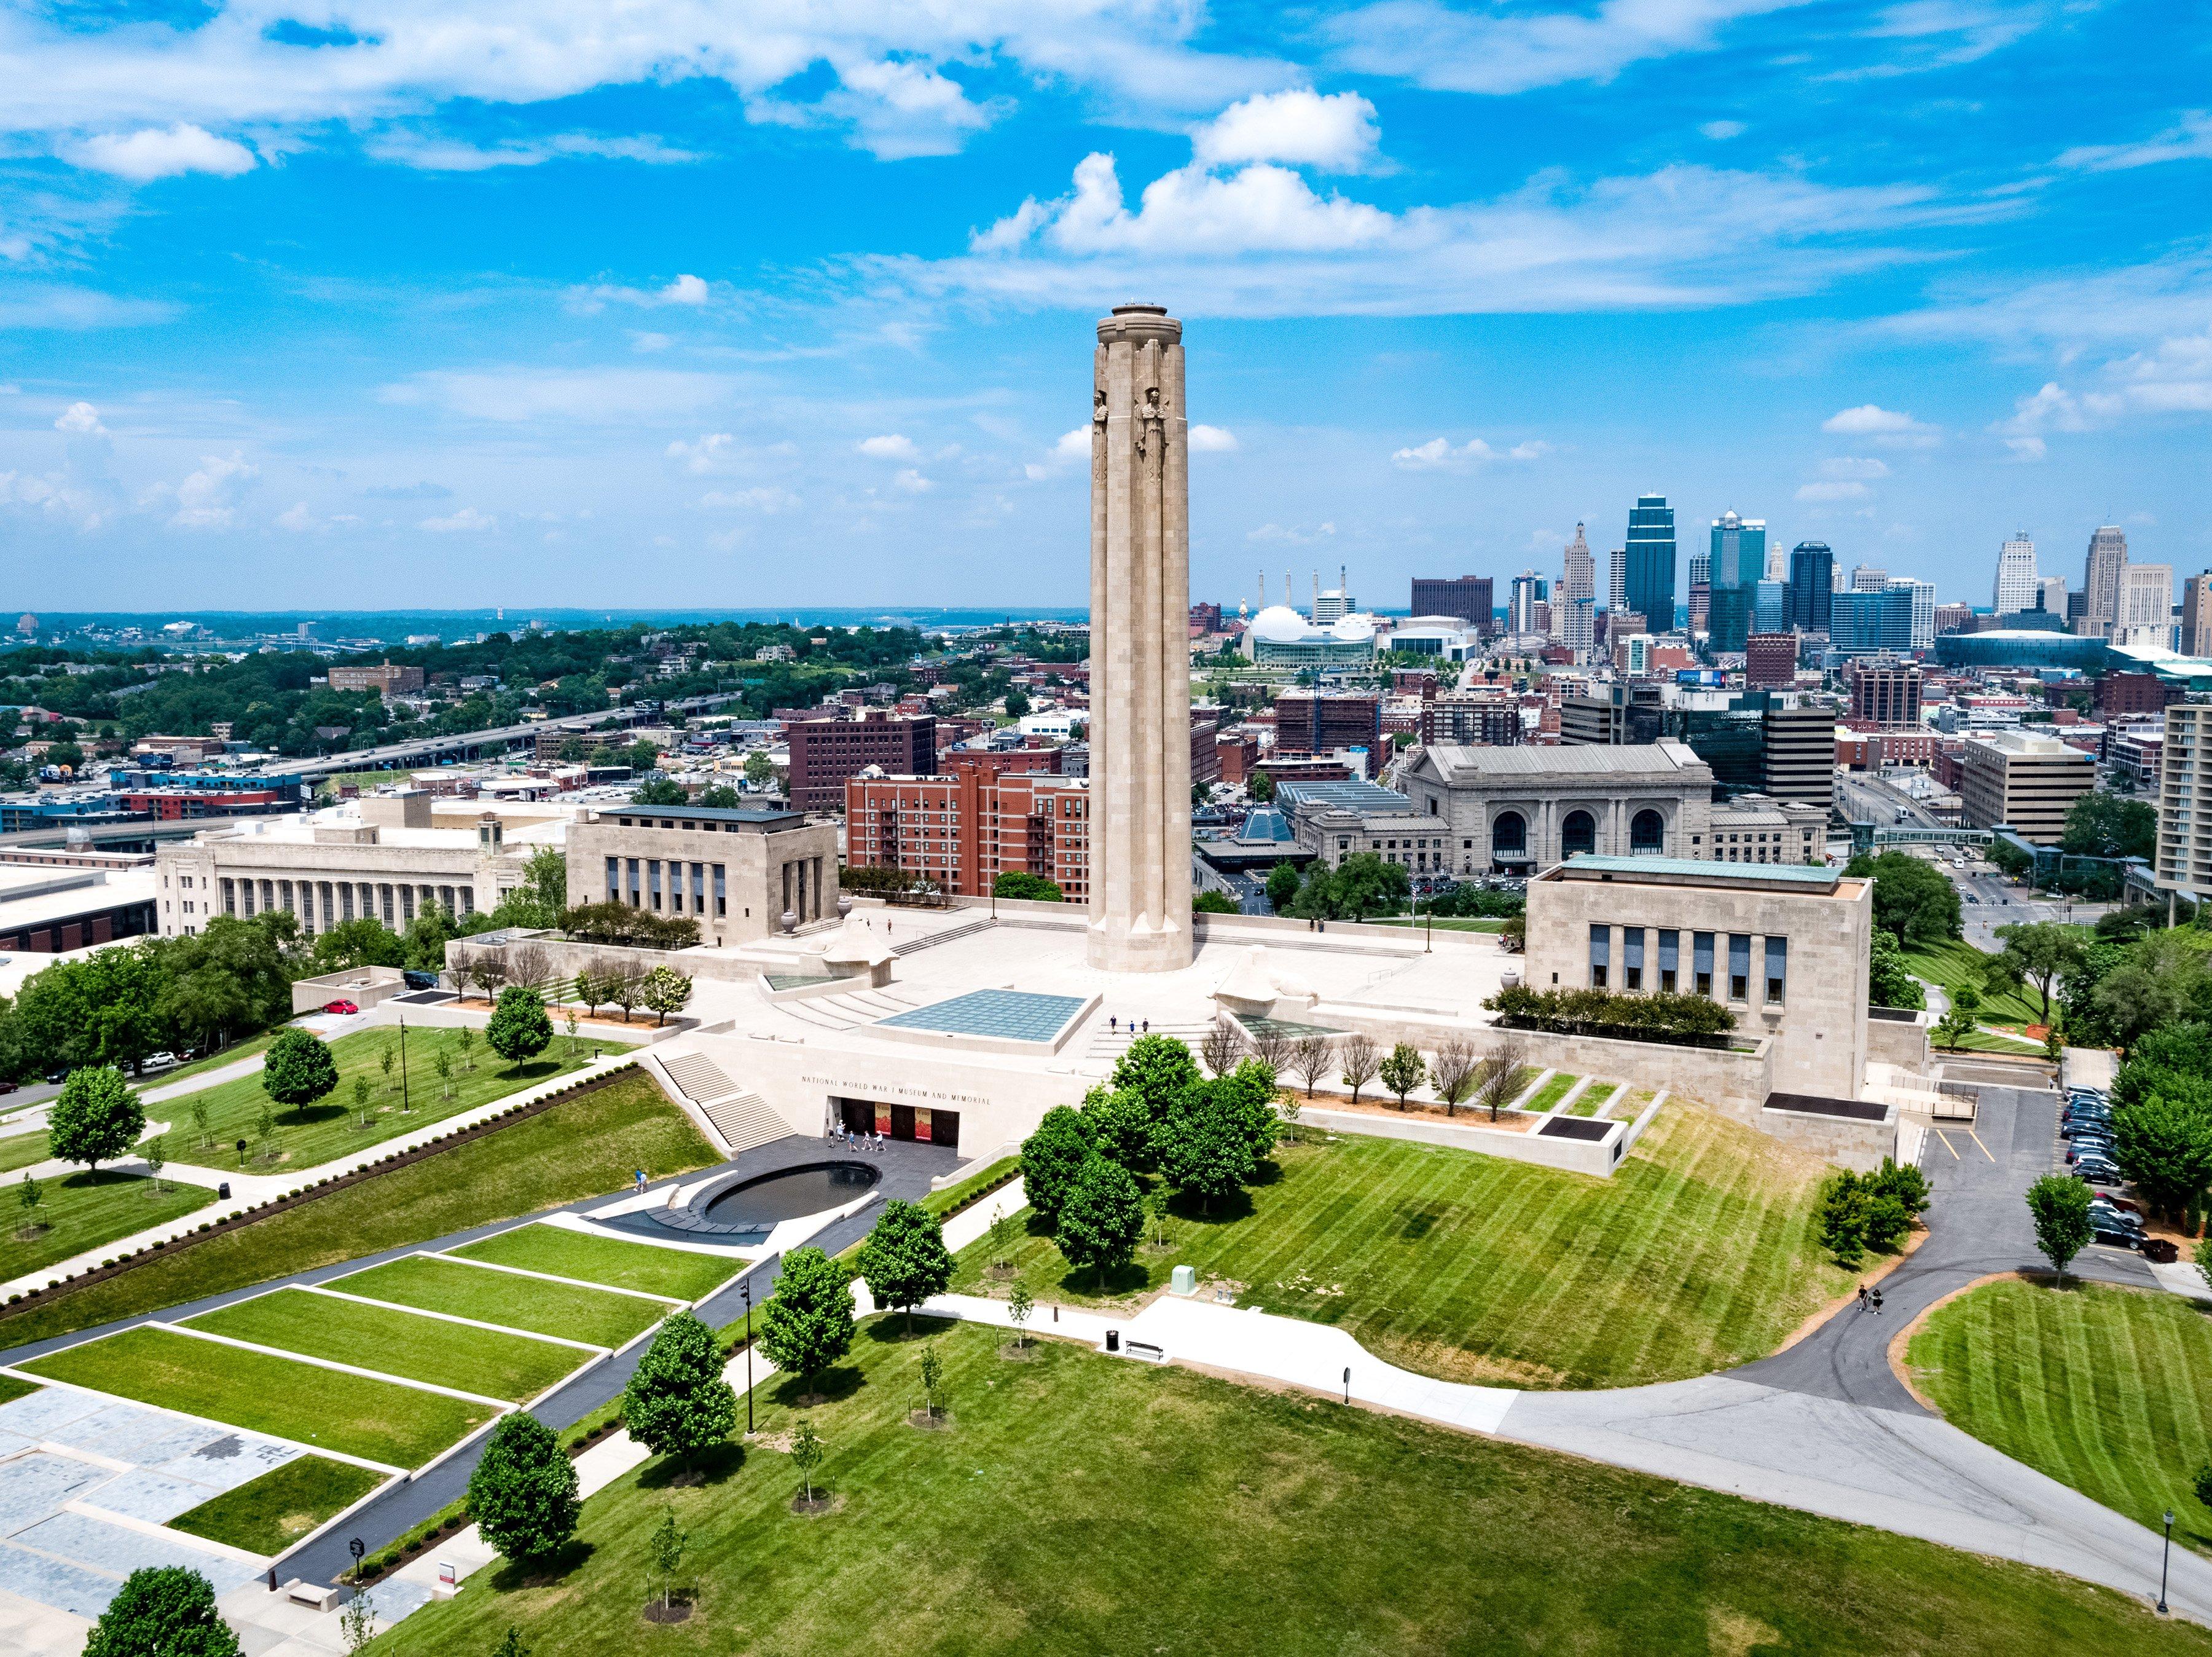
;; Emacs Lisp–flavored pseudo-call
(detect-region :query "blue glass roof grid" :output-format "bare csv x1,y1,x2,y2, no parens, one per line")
877,988,1088,1042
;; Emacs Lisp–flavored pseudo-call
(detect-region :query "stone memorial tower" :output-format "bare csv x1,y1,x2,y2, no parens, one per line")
1088,302,1193,973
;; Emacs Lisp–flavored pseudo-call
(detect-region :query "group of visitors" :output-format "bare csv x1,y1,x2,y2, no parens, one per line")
833,1125,889,1153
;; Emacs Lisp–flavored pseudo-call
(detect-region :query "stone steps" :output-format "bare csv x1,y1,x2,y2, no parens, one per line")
700,1092,788,1157
891,918,997,957
660,1051,737,1105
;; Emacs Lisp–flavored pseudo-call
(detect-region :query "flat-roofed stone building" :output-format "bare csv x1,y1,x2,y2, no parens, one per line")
566,803,840,945
1398,741,1719,875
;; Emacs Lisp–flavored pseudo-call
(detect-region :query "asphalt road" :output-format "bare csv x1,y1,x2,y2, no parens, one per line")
1733,1082,2155,1411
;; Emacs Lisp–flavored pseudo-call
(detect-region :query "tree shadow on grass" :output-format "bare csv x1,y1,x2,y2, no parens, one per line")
57,1168,144,1194
637,1439,745,1490
766,1366,863,1409
860,1316,951,1348
283,1104,347,1128
1051,1259,1153,1299
487,1538,597,1591
1166,1186,1258,1229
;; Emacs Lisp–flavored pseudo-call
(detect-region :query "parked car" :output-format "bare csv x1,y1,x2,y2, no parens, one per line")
2061,1119,2112,1139
323,999,359,1015
2073,1155,2126,1186
2087,1200,2144,1235
0,1080,16,1095
144,1051,178,1069
2066,1141,2114,1165
401,970,441,991
2090,1216,2144,1250
43,1069,66,1084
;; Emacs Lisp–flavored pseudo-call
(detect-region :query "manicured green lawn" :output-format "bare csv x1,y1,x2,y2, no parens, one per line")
954,1106,1856,1390
0,1130,51,1175
171,1455,387,1557
920,1157,1018,1219
145,1031,280,1091
1909,1279,2212,1555
157,1027,630,1174
22,1325,495,1468
184,1286,588,1402
1567,1082,1620,1117
0,1071,715,1351
0,1170,216,1284
374,1319,2212,1657
452,1224,735,1301
1372,915,1508,932
1524,1071,1582,1113
1904,939,2048,1026
0,1375,37,1406
328,1254,667,1348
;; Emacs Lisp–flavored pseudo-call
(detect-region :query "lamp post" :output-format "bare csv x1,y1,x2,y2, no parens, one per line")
739,1283,756,1433
2160,1508,2174,1616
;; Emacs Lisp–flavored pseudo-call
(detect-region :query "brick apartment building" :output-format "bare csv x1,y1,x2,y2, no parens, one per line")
1422,691,1521,746
845,760,1089,899
1410,575,1493,629
328,662,426,696
1846,661,1923,730
786,710,936,813
1215,728,1262,784
1744,633,1797,690
1274,690,1384,777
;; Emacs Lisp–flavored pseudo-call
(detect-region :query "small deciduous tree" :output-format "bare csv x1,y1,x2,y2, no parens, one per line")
1430,1038,1478,1117
485,986,554,1068
189,1094,211,1149
789,1419,825,1505
47,1066,145,1175
17,1170,42,1237
1337,1034,1381,1104
432,1052,452,1101
468,953,510,1007
492,1627,531,1657
1378,1042,1426,1109
918,1344,943,1422
353,1074,373,1125
609,963,647,1025
1006,1281,1034,1348
340,1589,375,1655
84,1567,241,1657
855,1199,955,1331
466,1412,580,1565
2025,1172,2092,1283
622,1312,738,1472
1019,1105,1096,1232
1199,1015,1245,1078
640,966,694,1027
1157,1090,1258,1213
380,1044,397,1093
758,1246,855,1403
458,1026,476,1072
1055,1155,1144,1285
1475,1036,1528,1122
142,1133,166,1195
1288,1036,1332,1100
254,1101,278,1163
1934,983,1981,1051
648,1508,686,1615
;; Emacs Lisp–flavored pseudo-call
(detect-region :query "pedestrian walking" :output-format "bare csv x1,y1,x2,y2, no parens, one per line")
1110,1015,1118,1033
1856,1285,1869,1312
1142,1019,1149,1034
634,1168,648,1197
1870,1287,1885,1315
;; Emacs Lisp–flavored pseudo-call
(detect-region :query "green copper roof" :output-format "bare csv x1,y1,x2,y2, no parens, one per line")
1558,855,1839,886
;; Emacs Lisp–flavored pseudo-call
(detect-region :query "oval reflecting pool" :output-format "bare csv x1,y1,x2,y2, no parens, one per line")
702,1162,880,1227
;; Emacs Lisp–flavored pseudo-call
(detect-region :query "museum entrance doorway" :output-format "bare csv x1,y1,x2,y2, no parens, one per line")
835,1096,962,1150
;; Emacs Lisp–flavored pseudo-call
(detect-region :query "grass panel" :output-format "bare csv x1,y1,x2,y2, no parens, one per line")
0,1132,53,1176
1,1170,216,1283
0,1071,715,1351
328,1255,665,1348
184,1286,587,1402
452,1225,736,1302
170,1455,387,1557
952,1104,1853,1390
22,1325,492,1468
1902,939,2048,1026
1909,1279,2212,1554
374,1320,2212,1657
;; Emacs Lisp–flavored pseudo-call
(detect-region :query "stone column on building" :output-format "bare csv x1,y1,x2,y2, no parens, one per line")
1088,302,1193,972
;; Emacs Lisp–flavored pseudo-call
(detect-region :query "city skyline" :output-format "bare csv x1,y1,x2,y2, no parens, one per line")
0,1,2204,611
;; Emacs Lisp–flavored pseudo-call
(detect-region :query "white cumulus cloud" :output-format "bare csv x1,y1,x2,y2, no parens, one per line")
1821,403,1940,447
1391,435,1547,470
168,452,257,529
893,468,933,493
1193,90,1379,171
53,401,105,435
421,506,496,532
1188,423,1238,451
858,433,920,460
67,124,256,182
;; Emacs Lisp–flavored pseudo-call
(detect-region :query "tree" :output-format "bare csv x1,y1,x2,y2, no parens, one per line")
640,966,694,1027
1337,1033,1381,1104
608,962,647,1024
310,918,406,975
18,1169,43,1235
431,1052,451,1101
519,847,568,922
992,870,1064,902
466,1412,580,1565
468,953,511,1007
1475,1036,1528,1122
1265,861,1301,914
1378,1042,1426,1109
788,1419,825,1505
2025,1173,2093,1283
1054,1155,1144,1284
648,1508,686,1616
83,1566,241,1657
458,1025,477,1072
339,1589,375,1655
485,986,554,1067
2061,791,2157,862
1246,1021,1295,1077
855,1200,955,1330
1199,1015,1245,1078
1019,1104,1097,1230
1934,984,1981,1051
633,777,689,806
143,1132,166,1194
1431,1039,1478,1117
1288,1036,1332,1099
1993,921,2086,1026
1157,1089,1258,1211
48,1066,145,1175
918,1344,944,1420
1247,769,1276,803
189,1093,211,1149
622,1312,737,1471
380,1043,397,1093
1006,1281,1033,1348
743,750,776,789
2112,1088,2212,1224
572,966,605,1019
261,1028,339,1118
1867,931,1925,1012
758,1246,854,1402
1142,1182,1172,1246
1193,889,1239,915
1845,851,1961,949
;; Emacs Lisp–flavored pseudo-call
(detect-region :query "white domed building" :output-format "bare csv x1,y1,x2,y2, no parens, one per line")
1242,605,1379,667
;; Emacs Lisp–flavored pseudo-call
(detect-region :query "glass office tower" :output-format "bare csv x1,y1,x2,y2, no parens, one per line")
1625,495,1677,632
1704,510,1765,652
1786,541,1834,634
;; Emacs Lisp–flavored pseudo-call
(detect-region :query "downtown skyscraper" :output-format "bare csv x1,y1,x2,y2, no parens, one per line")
1704,509,1766,652
1993,532,2038,615
1624,494,1676,633
2081,525,2128,637
1786,541,1834,634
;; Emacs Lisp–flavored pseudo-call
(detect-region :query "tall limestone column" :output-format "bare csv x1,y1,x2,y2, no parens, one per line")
1088,302,1193,973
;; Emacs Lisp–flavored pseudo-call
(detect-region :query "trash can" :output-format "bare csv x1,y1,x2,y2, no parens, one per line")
1105,1329,1121,1353
218,1181,230,1201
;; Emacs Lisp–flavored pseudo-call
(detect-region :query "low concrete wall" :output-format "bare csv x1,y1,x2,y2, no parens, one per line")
1867,1008,1932,1071
1300,1104,1625,1176
444,934,763,986
358,998,682,1045
1759,1101,1898,1172
291,966,408,1016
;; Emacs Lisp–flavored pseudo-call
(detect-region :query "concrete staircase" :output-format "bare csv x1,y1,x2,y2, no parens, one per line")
654,1050,789,1157
775,988,923,1032
1081,1017,1215,1064
892,917,997,957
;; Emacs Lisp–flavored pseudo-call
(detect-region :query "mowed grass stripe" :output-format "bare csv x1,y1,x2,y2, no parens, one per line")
451,1224,739,1301
184,1287,587,1403
1909,1280,2212,1554
22,1324,494,1468
171,1455,388,1557
953,1104,1853,1390
327,1255,667,1348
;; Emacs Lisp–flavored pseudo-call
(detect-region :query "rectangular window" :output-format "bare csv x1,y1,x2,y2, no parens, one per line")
713,865,726,916
648,860,662,911
626,858,640,905
1693,931,1714,998
1623,927,1644,992
1658,929,1679,993
1765,936,1788,1004
1729,933,1751,1002
606,856,619,902
692,864,705,911
1588,923,1610,989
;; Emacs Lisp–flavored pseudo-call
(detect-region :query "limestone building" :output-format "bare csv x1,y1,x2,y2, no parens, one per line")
1088,302,1192,971
566,802,840,946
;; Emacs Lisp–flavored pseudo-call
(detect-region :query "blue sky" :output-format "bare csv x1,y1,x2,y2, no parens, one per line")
0,0,2205,613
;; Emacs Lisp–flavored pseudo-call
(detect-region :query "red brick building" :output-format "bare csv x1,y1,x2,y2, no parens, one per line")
1215,729,1262,784
1273,690,1383,777
786,710,936,813
844,768,1089,900
1744,632,1797,690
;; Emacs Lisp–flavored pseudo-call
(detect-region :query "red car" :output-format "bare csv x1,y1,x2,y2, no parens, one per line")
323,999,359,1015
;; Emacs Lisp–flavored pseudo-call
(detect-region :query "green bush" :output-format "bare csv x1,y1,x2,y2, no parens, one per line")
1481,985,1736,1045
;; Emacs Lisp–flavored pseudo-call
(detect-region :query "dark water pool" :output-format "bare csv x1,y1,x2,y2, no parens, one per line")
702,1162,880,1227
